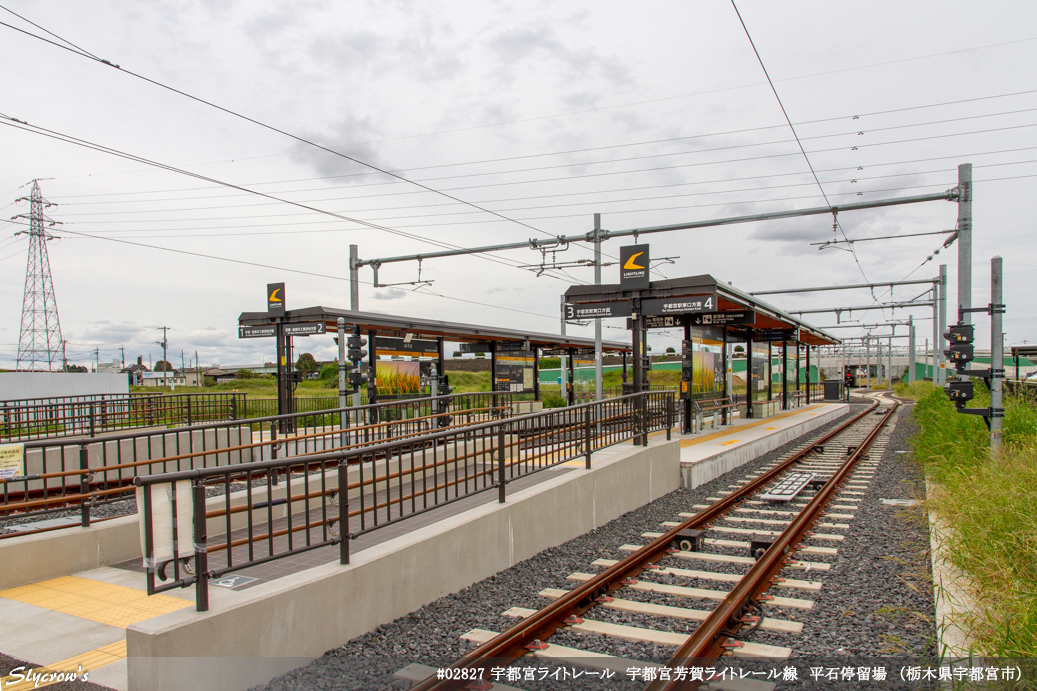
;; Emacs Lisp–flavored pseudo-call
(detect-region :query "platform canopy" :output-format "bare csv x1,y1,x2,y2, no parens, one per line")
237,306,632,353
564,274,840,346
1011,345,1037,360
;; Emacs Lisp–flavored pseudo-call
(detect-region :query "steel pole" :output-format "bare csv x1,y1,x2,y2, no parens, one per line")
908,316,916,384
957,163,972,324
593,213,603,402
866,338,871,389
337,318,347,441
887,335,892,391
559,295,568,401
939,264,948,385
932,283,939,381
349,244,359,312
991,256,1003,451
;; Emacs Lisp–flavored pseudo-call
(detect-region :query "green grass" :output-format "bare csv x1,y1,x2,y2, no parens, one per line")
909,383,1037,656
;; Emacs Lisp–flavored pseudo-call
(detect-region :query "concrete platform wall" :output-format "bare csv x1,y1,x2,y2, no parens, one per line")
680,404,848,488
126,438,681,691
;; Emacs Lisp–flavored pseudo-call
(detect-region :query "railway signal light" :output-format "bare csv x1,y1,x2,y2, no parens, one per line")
438,375,453,397
945,379,974,405
347,369,369,389
347,336,367,363
942,323,975,369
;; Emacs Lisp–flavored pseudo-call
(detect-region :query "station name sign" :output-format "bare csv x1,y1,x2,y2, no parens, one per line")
565,301,632,320
691,311,755,326
754,328,799,342
375,336,440,357
641,294,716,316
238,322,327,338
238,324,276,339
284,322,326,336
460,340,531,354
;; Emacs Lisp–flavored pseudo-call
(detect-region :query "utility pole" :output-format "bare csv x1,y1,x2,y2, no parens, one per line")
156,326,169,375
95,347,99,372
957,163,973,324
593,213,603,401
349,244,360,311
120,346,125,369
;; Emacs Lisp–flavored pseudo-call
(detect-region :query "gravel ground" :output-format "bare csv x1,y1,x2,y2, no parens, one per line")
251,403,938,691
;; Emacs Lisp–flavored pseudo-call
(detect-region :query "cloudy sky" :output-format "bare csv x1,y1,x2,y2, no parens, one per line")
1,0,1034,370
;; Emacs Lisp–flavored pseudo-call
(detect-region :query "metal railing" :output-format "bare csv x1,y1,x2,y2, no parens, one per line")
135,390,676,610
0,393,246,442
242,392,431,419
0,391,513,534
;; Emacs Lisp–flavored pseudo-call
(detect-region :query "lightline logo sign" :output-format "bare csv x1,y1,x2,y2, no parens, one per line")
267,282,285,317
619,244,650,289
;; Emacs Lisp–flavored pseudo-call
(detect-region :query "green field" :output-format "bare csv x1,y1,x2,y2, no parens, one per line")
899,380,1037,655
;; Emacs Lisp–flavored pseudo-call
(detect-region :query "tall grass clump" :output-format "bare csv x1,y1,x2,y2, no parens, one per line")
911,385,1037,656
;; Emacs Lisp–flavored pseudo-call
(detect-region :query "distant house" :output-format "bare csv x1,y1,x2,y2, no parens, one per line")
204,368,238,383
141,371,186,388
122,363,148,386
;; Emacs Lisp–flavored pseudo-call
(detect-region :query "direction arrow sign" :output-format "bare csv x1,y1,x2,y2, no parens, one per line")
565,301,632,320
690,311,756,326
642,315,683,329
238,325,277,339
283,322,327,336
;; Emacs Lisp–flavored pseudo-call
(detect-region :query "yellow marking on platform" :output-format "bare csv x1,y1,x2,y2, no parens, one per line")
0,640,126,690
0,576,190,628
719,440,741,446
679,405,826,448
764,426,778,430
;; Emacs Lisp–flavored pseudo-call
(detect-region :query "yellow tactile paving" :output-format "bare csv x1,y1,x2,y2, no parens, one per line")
0,576,190,628
0,640,127,691
679,404,825,448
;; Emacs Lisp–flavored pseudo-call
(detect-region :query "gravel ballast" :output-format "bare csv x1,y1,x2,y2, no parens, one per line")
251,400,934,690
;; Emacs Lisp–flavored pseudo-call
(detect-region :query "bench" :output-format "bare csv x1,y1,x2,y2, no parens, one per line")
690,397,740,432
789,390,807,409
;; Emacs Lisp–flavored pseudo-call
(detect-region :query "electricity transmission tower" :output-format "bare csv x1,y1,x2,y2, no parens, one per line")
14,180,64,371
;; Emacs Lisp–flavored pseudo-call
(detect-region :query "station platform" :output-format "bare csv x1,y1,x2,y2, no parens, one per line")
0,402,847,691
677,402,849,488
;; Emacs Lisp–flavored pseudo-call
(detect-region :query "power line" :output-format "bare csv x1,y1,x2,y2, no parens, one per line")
0,8,611,257
730,0,871,288
0,114,586,285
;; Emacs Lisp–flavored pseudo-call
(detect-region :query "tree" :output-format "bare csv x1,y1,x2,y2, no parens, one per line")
318,362,338,381
296,352,319,374
154,360,174,372
64,364,87,373
237,368,257,379
452,351,461,358
734,345,745,354
665,347,676,354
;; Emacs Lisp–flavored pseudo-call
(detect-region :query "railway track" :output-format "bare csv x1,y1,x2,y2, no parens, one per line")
401,393,899,691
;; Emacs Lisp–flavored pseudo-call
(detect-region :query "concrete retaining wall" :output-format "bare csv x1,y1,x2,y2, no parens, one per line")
0,372,129,401
680,404,848,488
126,437,681,691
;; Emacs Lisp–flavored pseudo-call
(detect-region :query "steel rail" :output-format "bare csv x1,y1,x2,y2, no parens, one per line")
408,400,880,691
647,399,899,691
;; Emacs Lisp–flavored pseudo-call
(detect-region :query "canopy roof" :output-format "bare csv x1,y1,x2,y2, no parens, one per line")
238,306,632,353
564,274,840,346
